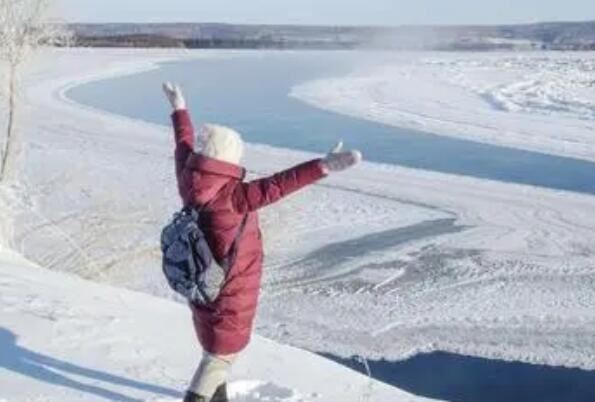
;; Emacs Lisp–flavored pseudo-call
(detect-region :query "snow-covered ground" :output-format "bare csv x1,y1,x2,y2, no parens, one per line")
2,49,595,378
0,249,433,401
292,52,595,162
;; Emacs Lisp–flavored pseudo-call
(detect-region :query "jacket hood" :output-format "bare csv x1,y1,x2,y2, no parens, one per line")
183,154,246,206
186,154,245,179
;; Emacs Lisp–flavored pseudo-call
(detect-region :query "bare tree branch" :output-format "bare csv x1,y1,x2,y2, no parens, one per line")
0,0,71,183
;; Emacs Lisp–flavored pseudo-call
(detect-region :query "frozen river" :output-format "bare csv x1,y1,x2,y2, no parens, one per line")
67,51,595,194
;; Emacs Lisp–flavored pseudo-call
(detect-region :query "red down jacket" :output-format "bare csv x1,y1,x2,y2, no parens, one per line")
172,110,326,355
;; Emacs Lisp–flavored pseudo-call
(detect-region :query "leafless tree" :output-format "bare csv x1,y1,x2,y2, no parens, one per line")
0,0,70,183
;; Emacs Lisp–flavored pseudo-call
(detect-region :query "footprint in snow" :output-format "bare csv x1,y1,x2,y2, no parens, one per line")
229,380,318,402
146,380,318,402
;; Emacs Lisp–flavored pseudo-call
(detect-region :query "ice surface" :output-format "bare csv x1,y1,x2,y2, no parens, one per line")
292,52,595,162
3,49,595,374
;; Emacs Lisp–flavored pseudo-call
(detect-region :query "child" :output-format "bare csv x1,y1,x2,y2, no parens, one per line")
162,82,362,402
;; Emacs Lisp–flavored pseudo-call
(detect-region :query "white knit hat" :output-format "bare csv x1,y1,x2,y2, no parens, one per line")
197,124,244,165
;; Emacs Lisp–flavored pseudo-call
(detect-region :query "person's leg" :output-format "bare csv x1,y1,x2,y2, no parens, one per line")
185,352,236,401
210,382,228,402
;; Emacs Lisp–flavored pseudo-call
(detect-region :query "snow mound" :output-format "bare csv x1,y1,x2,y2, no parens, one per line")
430,56,595,121
0,249,437,402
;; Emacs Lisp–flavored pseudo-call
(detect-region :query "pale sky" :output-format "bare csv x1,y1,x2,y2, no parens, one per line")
54,0,595,26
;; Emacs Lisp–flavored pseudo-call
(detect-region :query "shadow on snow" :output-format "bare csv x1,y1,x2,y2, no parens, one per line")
0,327,181,401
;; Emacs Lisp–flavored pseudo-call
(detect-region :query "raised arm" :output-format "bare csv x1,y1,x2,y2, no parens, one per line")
171,110,194,177
163,83,193,176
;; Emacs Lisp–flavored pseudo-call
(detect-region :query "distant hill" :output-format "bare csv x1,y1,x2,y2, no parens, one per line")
69,21,595,51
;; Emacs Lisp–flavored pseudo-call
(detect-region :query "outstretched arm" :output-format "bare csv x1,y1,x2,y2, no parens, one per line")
233,160,327,213
163,82,192,176
232,142,362,213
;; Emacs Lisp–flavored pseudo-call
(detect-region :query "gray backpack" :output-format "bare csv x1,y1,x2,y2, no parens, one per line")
160,207,247,307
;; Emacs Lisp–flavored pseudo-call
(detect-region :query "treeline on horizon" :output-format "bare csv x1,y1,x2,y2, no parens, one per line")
72,34,363,50
69,21,595,51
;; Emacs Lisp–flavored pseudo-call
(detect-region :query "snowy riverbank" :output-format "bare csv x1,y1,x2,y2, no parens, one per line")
0,249,433,401
5,48,595,372
292,52,595,162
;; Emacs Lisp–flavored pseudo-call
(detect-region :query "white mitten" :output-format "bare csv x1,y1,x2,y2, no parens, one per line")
321,141,362,173
162,82,187,111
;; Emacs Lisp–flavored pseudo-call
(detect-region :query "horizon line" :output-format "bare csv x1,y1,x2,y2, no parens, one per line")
63,19,595,29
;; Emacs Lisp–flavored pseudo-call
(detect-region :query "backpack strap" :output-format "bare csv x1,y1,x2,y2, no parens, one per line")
223,213,249,271
187,199,249,271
